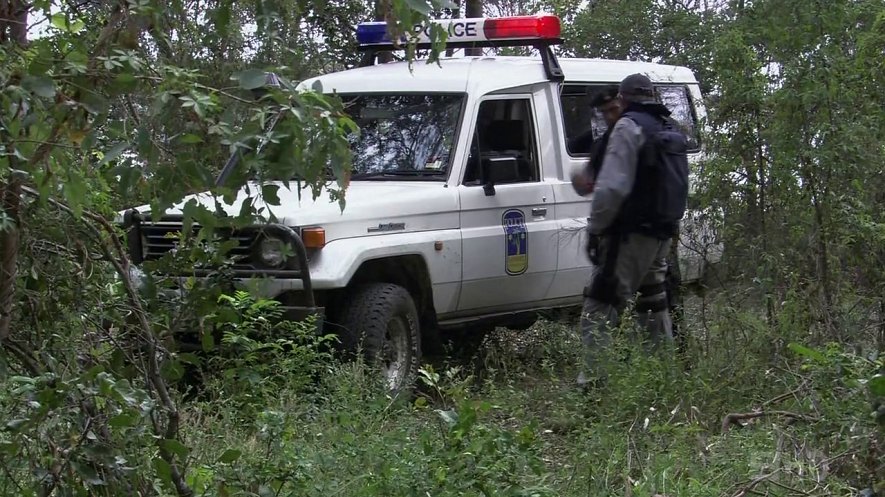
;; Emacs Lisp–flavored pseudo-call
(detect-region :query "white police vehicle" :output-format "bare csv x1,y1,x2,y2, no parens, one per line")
119,14,721,392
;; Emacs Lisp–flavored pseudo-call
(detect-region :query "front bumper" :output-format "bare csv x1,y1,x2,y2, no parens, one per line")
121,209,324,324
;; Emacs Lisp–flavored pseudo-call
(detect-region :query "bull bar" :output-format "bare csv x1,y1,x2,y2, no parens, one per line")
121,209,323,323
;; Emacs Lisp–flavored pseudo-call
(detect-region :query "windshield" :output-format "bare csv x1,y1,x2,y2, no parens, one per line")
341,93,464,180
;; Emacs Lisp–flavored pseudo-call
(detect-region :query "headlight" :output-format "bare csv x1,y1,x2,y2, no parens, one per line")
257,236,286,267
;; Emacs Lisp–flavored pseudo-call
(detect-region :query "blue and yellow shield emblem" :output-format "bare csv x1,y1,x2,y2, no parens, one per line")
502,209,528,275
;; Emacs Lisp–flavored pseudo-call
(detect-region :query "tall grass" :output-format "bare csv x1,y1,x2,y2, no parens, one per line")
171,286,883,497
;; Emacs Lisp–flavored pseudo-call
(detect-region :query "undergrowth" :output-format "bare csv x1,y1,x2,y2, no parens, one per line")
181,288,884,497
2,287,883,496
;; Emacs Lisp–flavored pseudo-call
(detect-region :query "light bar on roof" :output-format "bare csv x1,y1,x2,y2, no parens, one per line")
355,14,562,47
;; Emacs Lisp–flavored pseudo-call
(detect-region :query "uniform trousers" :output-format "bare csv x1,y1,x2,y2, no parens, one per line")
578,232,674,385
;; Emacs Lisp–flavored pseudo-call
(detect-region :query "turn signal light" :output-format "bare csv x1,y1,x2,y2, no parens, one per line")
301,227,326,248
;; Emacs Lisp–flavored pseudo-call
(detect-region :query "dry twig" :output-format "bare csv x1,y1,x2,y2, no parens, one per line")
761,380,811,408
721,410,819,433
730,469,782,497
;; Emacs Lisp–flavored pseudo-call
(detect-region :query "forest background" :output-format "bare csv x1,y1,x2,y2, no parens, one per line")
0,0,884,495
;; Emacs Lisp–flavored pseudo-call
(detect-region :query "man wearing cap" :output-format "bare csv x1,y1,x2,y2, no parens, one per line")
576,73,689,389
570,86,621,195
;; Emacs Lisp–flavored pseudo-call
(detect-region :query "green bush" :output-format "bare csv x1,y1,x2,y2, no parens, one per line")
199,291,338,417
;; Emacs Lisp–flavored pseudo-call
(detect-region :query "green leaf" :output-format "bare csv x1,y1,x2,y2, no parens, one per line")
179,133,204,144
108,413,137,428
213,1,233,36
5,418,29,432
22,75,56,98
217,448,242,463
262,184,281,205
113,164,143,197
50,13,68,31
80,92,110,115
153,457,174,493
0,441,20,456
436,409,458,427
71,460,105,486
112,380,138,405
201,329,215,352
237,69,268,90
870,375,885,397
111,72,138,93
63,171,88,217
404,0,433,15
787,343,827,363
161,359,184,381
237,195,254,220
430,0,458,9
100,142,129,165
160,439,190,461
177,353,201,365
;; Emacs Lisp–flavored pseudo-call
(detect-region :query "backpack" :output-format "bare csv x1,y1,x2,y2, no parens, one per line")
623,110,690,230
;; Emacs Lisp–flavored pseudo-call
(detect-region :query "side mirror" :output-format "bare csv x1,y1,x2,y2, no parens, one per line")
482,156,520,196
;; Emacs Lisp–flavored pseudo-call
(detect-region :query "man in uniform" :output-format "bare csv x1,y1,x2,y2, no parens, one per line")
574,73,690,388
570,85,621,195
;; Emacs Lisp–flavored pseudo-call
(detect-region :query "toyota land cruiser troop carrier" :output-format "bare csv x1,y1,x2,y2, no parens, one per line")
118,14,721,392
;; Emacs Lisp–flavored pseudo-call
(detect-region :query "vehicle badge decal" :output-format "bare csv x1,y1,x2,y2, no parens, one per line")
368,222,406,233
502,209,528,275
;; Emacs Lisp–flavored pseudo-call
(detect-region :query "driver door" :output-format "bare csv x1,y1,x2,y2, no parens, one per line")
456,95,557,312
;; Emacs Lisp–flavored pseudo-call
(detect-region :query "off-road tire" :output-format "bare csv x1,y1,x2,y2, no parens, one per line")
337,283,421,396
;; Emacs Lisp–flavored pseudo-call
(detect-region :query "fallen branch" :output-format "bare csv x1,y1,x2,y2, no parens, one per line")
721,410,819,433
767,478,813,495
761,380,810,408
730,469,781,497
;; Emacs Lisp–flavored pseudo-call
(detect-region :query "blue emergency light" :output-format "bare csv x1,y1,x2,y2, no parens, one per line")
355,14,562,47
355,22,390,45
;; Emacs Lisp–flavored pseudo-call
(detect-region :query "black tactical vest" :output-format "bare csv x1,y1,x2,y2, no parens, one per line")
604,103,690,239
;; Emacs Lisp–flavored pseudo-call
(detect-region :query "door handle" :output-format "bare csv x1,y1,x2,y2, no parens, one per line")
532,207,547,217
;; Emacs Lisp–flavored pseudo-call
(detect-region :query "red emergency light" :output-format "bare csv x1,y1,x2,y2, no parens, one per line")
482,15,561,41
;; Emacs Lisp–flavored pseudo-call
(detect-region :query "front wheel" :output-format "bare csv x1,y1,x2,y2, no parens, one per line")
337,283,421,395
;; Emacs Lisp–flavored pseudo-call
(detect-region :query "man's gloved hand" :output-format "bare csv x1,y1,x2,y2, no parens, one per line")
586,233,601,265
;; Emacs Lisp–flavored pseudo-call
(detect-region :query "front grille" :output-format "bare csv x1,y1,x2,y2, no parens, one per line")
140,219,258,269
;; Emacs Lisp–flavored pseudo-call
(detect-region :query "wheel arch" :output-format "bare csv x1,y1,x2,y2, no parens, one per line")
349,255,435,318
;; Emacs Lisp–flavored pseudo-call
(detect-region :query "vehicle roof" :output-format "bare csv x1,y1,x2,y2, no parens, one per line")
300,55,699,95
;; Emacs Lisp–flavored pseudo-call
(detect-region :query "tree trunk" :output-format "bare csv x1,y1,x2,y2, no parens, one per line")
0,0,29,46
464,0,482,56
0,176,21,342
445,0,461,57
0,0,27,342
374,0,393,63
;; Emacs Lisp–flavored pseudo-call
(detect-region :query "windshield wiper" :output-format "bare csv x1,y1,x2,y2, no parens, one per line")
351,170,446,180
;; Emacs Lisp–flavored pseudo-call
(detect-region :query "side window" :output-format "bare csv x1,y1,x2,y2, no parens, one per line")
462,98,540,186
656,85,701,152
560,83,702,155
559,84,611,157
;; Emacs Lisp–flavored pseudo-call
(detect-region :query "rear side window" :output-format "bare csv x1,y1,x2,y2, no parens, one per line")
559,83,701,156
656,85,701,152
